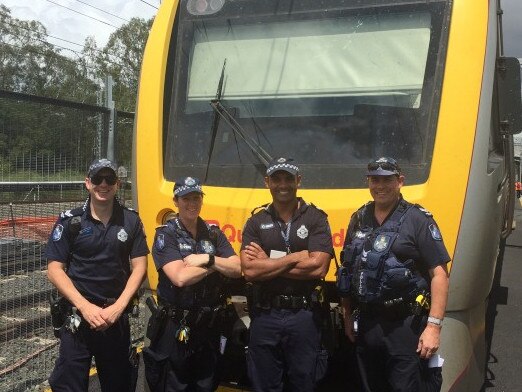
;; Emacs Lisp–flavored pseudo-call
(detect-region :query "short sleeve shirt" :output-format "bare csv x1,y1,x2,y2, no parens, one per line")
152,217,236,306
45,199,150,304
241,198,333,295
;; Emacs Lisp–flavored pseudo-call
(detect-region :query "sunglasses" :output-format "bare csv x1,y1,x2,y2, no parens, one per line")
367,160,399,173
90,174,117,186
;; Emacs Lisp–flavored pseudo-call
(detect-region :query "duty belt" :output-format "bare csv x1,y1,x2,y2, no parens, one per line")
271,295,309,310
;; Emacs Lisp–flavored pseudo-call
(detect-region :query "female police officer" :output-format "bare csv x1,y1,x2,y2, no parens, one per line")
339,157,450,392
143,177,241,392
46,158,149,391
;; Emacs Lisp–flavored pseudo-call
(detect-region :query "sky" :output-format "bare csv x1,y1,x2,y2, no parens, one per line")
0,0,520,58
0,0,159,55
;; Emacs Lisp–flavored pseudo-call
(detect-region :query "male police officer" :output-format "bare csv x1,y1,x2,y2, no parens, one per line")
339,157,450,391
241,158,333,392
46,158,149,391
143,177,241,391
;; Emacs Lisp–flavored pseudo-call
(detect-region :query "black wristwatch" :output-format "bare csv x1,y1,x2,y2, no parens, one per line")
206,254,215,268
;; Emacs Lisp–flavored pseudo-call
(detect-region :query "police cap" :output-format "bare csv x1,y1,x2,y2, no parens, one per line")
266,157,299,177
367,157,401,176
174,177,204,197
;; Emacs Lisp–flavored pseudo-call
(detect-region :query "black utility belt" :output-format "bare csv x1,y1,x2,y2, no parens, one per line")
165,305,224,327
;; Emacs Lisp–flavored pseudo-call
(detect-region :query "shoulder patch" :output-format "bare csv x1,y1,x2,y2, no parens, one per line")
155,233,165,250
52,224,64,241
414,204,433,217
123,206,139,215
429,223,442,241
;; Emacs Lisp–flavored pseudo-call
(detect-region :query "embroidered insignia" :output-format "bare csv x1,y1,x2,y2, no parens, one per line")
60,210,73,219
373,234,390,252
198,240,215,254
260,223,275,230
52,224,64,241
156,234,165,250
429,224,442,241
277,158,286,163
185,177,196,186
296,225,309,239
79,227,93,236
355,230,366,239
117,228,128,242
179,243,192,251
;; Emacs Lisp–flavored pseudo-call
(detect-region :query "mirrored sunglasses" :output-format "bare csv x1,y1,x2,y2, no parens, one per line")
368,161,398,172
90,174,117,185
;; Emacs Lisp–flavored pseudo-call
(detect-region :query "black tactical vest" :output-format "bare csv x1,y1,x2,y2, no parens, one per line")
341,200,426,304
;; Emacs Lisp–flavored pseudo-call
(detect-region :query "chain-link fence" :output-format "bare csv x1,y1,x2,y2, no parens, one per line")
0,90,140,392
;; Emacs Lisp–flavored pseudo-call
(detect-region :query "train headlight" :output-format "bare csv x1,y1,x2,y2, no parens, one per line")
162,211,177,224
187,0,225,15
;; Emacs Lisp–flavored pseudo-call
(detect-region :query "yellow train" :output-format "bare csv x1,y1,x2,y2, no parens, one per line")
133,0,522,390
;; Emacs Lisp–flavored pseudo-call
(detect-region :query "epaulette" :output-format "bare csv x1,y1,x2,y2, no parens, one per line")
250,203,270,216
155,224,167,230
59,207,84,221
310,203,328,217
414,204,433,217
123,205,139,215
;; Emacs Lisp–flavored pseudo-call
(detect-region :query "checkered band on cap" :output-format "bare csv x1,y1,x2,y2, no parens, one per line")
266,158,299,176
174,184,203,196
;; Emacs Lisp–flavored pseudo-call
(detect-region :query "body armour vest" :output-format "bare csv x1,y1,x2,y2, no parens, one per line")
158,218,225,309
339,200,428,304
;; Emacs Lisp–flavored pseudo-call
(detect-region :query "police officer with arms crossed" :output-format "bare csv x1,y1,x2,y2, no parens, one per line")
241,158,333,392
46,158,149,392
339,157,450,392
143,177,241,392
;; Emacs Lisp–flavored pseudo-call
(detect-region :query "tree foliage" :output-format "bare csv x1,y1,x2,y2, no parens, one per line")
0,5,153,171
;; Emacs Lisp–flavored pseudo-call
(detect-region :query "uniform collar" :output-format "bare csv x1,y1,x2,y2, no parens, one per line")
85,196,123,223
174,215,208,239
265,197,308,221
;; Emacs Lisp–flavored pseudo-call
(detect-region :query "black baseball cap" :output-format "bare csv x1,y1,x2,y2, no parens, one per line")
266,157,299,177
87,158,117,177
366,157,401,176
174,177,204,197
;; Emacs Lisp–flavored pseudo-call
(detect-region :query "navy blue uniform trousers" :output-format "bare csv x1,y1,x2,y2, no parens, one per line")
356,314,442,392
49,316,131,392
247,308,322,392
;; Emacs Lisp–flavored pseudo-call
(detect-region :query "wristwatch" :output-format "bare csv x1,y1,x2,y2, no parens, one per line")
427,316,443,326
206,254,215,268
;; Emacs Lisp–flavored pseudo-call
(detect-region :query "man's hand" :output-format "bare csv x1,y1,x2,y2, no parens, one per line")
343,311,356,343
78,302,109,331
99,302,126,329
417,323,441,359
244,242,269,260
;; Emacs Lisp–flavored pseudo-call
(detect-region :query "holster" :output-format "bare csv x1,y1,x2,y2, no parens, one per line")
146,296,168,345
49,291,67,338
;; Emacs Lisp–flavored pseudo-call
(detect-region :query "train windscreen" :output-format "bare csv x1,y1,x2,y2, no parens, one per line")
164,0,450,188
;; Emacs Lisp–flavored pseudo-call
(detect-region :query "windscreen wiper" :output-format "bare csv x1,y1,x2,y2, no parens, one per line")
210,100,273,168
204,59,227,182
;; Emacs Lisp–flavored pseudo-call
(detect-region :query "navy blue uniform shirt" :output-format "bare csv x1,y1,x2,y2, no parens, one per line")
152,217,236,307
344,199,450,277
45,198,150,304
241,198,333,295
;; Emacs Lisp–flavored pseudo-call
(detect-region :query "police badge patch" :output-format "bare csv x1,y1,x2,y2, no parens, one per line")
156,234,165,250
198,240,216,255
296,225,309,239
429,224,442,240
52,224,64,241
373,234,390,252
117,228,128,242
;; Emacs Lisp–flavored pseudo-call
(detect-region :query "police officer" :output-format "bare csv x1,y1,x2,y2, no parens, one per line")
240,158,333,392
46,158,149,392
143,177,241,392
339,157,450,392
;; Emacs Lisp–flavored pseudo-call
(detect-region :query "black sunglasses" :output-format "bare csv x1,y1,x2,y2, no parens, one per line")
368,159,399,173
90,174,117,186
